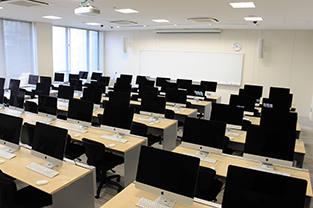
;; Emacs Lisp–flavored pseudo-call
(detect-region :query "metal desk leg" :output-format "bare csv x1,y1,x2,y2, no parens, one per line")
162,121,178,151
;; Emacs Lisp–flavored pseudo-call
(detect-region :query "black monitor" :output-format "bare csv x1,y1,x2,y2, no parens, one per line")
28,75,39,85
97,76,110,87
262,96,293,112
187,84,206,98
0,88,4,106
181,117,226,155
119,74,133,84
82,88,102,105
0,113,23,152
57,85,75,100
156,77,170,87
244,84,263,98
40,76,51,85
165,88,187,106
177,79,192,89
31,122,68,168
113,82,131,94
243,126,296,167
135,146,200,205
200,80,217,92
91,72,102,81
54,73,64,82
9,79,20,91
160,80,178,92
9,90,24,110
100,105,134,134
222,165,307,208
139,80,155,88
79,71,88,79
138,86,158,98
136,75,150,85
0,77,5,89
260,110,298,132
38,95,57,116
239,88,261,103
140,95,166,117
229,94,256,112
67,99,94,126
210,103,244,127
69,79,82,91
108,91,130,107
69,74,79,82
269,87,290,98
35,83,50,96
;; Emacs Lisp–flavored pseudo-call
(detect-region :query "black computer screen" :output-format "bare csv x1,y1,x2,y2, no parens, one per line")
91,72,102,80
262,96,293,112
40,76,51,85
119,74,133,84
160,81,178,92
187,84,206,97
165,88,187,104
35,83,50,96
58,85,75,100
0,77,5,89
38,95,57,116
97,76,110,87
139,80,155,88
69,79,82,91
54,73,64,82
210,103,244,126
136,75,150,85
82,88,103,105
244,84,263,98
260,110,298,131
79,71,88,79
244,126,296,162
136,146,200,199
0,113,23,145
156,77,171,87
239,89,261,103
69,74,79,81
200,81,217,92
269,87,290,98
9,90,24,109
113,82,131,94
177,79,192,89
68,99,94,123
0,88,4,104
138,86,158,98
28,75,39,85
229,94,256,112
222,165,307,208
32,122,68,161
108,91,130,107
9,79,20,91
183,117,226,150
101,105,134,130
141,96,166,114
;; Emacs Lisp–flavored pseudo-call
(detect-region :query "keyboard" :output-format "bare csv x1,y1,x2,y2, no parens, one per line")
250,166,290,177
202,157,217,164
194,197,221,208
26,162,59,178
138,117,153,122
183,152,216,163
66,126,88,133
5,111,22,117
0,150,16,159
100,134,128,143
136,197,172,208
57,101,69,107
33,119,51,125
226,132,239,137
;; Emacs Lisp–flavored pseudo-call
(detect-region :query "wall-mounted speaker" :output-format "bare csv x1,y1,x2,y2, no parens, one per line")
123,37,128,53
258,38,264,58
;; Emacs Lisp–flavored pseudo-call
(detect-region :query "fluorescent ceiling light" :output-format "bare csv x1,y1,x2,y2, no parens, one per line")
152,19,169,23
115,8,138,13
230,2,255,8
244,17,263,21
42,15,62,20
85,22,102,26
0,7,3,9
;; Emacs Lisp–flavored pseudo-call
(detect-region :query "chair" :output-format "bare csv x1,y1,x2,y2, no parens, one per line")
241,120,252,131
130,122,160,146
20,122,35,147
24,101,38,114
82,138,124,199
65,134,85,161
165,109,175,119
195,166,223,202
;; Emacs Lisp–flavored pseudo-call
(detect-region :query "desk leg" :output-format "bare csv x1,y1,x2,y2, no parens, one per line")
52,171,94,208
203,102,211,120
293,152,304,168
162,122,178,151
305,196,311,208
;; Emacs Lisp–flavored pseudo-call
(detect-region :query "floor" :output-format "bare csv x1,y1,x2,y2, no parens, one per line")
16,116,313,208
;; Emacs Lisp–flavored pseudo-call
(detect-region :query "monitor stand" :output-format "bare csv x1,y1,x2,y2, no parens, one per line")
154,196,175,208
43,162,58,169
3,147,19,153
258,162,274,171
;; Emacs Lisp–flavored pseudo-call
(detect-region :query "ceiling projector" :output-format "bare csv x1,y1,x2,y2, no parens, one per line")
75,6,100,16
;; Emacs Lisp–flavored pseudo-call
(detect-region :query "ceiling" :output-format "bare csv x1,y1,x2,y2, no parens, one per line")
0,0,313,31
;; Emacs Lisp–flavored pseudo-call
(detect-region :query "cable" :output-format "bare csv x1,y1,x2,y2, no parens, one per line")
80,0,88,7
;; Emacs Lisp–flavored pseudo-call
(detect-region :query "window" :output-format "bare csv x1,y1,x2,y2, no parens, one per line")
0,19,36,87
52,26,100,81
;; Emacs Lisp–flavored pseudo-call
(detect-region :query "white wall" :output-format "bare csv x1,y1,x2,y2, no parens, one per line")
104,29,313,117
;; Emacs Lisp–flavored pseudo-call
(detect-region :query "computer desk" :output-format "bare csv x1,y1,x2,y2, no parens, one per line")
101,183,217,208
173,146,313,208
0,108,146,187
206,95,221,103
226,129,306,168
187,99,212,120
0,146,95,208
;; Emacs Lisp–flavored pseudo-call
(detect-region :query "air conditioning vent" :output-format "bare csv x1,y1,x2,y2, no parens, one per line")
110,20,138,25
187,17,219,23
155,29,221,34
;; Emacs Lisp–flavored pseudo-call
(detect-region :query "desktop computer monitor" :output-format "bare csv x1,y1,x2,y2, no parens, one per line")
0,88,4,107
9,79,20,91
200,81,217,92
38,95,57,116
40,76,51,85
69,74,79,82
0,113,23,152
34,83,50,96
156,77,171,87
0,77,5,89
260,110,298,131
239,88,261,103
243,126,296,167
79,71,88,79
58,85,75,100
165,88,187,106
244,84,263,98
9,90,25,110
229,94,256,112
69,79,82,91
97,76,110,86
82,88,103,105
138,86,158,98
28,75,39,85
67,99,94,127
181,117,226,155
139,80,155,88
135,145,200,206
100,105,134,134
91,72,102,81
262,96,293,112
136,75,150,85
187,84,206,98
210,103,244,127
177,79,192,90
54,73,64,82
119,74,133,84
31,122,68,168
140,95,166,117
113,82,131,94
160,81,178,92
108,91,130,107
222,165,307,208
269,87,290,98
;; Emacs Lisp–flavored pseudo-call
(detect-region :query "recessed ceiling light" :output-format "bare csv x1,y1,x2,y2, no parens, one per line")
152,19,169,23
85,22,102,26
230,2,255,8
244,17,263,21
0,7,3,10
115,8,138,13
42,15,62,20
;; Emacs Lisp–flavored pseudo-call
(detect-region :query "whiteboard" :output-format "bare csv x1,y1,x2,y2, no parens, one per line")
140,50,244,86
